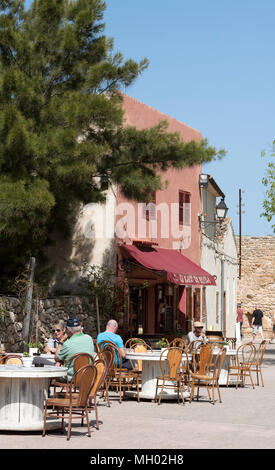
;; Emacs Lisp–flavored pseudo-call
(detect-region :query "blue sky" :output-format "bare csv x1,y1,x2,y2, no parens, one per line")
24,0,274,236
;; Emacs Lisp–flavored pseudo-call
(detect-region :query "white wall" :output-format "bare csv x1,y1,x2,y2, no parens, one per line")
200,191,238,337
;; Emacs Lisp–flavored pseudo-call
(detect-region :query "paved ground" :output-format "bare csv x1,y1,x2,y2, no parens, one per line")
0,341,275,451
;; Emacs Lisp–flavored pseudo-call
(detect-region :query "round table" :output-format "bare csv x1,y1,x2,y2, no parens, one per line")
0,365,67,431
125,350,191,401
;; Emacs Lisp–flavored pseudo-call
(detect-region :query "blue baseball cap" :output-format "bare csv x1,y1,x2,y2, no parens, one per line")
66,317,81,327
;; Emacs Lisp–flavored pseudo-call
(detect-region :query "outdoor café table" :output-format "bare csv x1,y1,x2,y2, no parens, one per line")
0,364,67,431
125,349,192,401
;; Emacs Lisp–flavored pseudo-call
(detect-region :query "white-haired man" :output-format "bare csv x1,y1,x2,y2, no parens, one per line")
97,319,134,370
55,317,94,382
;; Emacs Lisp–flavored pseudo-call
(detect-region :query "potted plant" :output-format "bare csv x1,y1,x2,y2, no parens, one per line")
156,338,169,355
222,339,229,350
24,341,44,356
22,352,33,367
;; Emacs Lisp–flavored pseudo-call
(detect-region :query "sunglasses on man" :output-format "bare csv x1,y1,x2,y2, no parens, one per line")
52,328,61,333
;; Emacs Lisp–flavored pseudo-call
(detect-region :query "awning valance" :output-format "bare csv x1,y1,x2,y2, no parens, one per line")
121,244,216,286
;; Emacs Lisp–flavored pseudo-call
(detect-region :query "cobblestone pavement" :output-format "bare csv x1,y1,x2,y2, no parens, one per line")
0,341,274,451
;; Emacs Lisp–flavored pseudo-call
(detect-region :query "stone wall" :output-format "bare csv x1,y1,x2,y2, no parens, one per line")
236,236,275,339
0,295,97,353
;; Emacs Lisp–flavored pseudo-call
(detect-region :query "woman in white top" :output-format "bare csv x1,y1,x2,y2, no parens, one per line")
44,320,67,354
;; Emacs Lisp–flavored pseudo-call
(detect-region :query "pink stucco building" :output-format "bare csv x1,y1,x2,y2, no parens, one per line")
116,94,215,340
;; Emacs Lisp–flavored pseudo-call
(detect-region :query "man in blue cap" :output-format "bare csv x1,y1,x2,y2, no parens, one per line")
55,316,94,382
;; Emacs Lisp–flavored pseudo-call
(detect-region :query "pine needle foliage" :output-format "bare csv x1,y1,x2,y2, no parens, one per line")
0,0,225,283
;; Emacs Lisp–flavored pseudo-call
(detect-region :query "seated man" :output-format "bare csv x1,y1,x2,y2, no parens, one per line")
97,319,135,370
187,321,206,345
55,317,94,382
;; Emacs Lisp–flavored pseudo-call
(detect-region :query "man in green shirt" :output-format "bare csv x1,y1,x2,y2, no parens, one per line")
55,317,94,382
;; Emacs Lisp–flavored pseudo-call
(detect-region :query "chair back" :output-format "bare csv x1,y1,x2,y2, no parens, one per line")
236,343,256,366
93,339,100,353
212,347,226,380
66,353,94,386
256,340,267,366
73,364,97,407
98,340,125,370
125,338,147,349
170,337,186,351
132,342,152,371
0,353,7,364
194,343,214,375
5,355,23,365
159,347,182,379
226,337,237,349
89,359,107,398
192,340,204,351
98,349,115,377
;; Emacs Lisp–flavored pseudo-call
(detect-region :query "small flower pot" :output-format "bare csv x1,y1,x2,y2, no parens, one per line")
22,357,33,368
29,348,38,356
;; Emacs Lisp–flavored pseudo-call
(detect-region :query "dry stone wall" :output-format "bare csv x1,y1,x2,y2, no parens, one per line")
0,295,97,353
236,236,275,339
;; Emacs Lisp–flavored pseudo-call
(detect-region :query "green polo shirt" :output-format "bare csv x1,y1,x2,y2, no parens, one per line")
57,332,94,381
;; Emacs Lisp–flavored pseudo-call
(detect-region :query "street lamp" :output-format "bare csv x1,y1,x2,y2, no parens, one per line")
216,198,228,220
199,197,229,229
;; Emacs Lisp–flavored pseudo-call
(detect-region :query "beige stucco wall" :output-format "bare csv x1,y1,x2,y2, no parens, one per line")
237,236,275,339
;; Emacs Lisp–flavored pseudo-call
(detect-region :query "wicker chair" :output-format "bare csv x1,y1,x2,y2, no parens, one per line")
189,346,226,404
52,352,94,395
4,355,23,365
170,337,186,351
226,343,256,389
155,347,185,405
43,364,97,440
250,340,268,386
124,338,147,349
97,348,116,406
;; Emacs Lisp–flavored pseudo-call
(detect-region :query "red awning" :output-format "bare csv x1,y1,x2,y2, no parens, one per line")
121,244,216,286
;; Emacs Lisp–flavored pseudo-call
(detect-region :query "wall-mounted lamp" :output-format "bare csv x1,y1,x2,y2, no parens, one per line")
199,173,209,188
199,197,229,229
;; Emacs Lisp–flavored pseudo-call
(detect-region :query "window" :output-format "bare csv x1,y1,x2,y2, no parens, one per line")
143,192,156,220
179,191,191,225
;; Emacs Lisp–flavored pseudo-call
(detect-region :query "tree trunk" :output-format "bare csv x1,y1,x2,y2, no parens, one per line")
22,257,36,352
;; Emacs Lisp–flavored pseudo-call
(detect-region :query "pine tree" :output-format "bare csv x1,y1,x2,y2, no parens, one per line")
0,0,225,284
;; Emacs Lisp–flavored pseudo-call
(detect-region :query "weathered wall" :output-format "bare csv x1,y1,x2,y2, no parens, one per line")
0,295,97,353
236,236,275,339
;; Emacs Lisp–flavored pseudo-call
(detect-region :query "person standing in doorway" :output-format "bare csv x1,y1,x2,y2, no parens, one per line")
251,306,264,342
